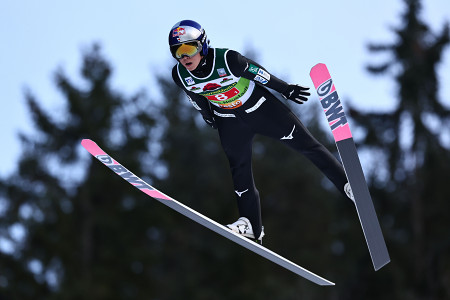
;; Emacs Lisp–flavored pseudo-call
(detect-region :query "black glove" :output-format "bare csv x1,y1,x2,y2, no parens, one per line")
202,115,217,129
281,84,311,104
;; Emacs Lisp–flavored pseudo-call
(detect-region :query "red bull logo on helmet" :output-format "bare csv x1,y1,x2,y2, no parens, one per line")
172,27,186,37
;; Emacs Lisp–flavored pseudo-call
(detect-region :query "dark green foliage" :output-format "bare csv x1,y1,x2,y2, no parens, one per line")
349,0,450,298
0,44,163,299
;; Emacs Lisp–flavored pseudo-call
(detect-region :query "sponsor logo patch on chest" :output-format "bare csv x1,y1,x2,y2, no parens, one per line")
184,76,195,85
217,68,227,77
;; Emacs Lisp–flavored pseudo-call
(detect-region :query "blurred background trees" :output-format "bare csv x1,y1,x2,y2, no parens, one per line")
350,0,450,298
0,0,448,299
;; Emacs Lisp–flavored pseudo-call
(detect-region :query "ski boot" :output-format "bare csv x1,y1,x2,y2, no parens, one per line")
344,182,356,204
227,217,265,244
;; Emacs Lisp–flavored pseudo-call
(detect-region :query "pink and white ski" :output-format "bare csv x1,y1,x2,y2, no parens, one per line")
81,139,335,285
310,63,390,271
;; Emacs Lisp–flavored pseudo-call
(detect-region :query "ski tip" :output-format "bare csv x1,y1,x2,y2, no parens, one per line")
311,62,326,68
81,139,94,147
310,63,327,74
81,139,102,155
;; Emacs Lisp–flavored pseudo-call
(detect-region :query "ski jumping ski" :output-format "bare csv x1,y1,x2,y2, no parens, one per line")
310,63,390,271
81,139,334,286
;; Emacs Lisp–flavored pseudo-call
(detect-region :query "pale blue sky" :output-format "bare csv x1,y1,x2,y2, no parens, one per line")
1,0,449,176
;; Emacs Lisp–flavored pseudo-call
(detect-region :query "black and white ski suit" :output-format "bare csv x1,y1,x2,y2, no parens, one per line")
172,48,347,239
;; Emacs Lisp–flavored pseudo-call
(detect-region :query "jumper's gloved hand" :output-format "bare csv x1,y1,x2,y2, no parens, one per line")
202,115,217,129
281,84,311,104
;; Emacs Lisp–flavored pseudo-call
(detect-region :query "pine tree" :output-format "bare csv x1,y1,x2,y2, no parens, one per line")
0,44,163,299
349,0,450,298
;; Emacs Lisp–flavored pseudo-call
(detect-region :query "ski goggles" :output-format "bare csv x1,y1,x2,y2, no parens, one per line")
171,42,201,59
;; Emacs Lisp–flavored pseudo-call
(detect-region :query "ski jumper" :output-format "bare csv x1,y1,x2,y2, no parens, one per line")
172,48,348,239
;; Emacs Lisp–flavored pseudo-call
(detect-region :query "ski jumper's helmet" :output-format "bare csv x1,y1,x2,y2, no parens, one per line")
169,20,209,59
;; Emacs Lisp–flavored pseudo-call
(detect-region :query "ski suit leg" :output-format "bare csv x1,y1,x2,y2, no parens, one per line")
245,90,348,195
215,114,263,239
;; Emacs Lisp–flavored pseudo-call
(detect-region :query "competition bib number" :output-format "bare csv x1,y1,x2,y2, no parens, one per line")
205,87,240,102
